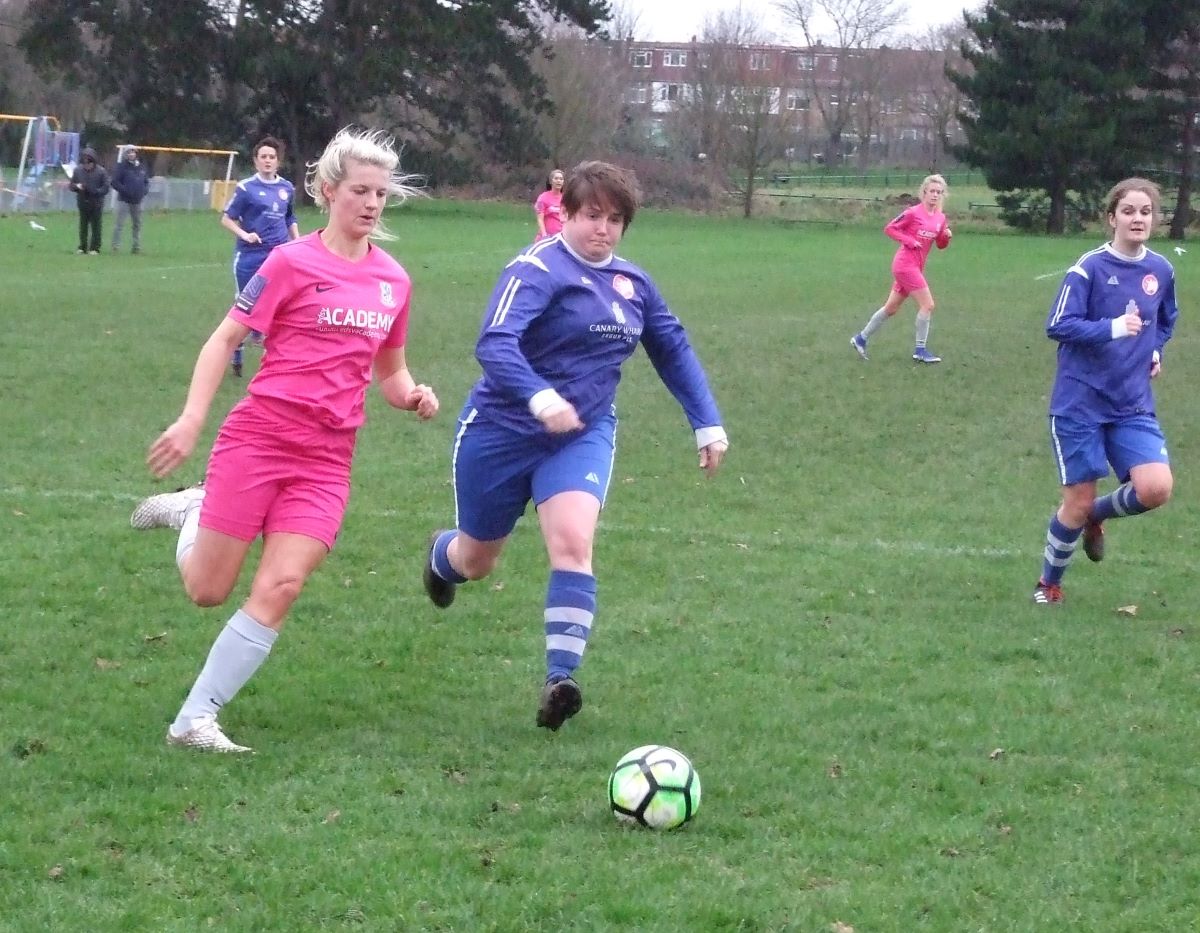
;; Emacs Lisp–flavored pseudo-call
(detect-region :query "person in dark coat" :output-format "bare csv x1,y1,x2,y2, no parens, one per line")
111,146,150,253
69,147,111,254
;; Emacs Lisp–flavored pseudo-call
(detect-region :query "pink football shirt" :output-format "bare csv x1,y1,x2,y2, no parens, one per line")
885,203,948,272
535,190,564,237
228,232,411,431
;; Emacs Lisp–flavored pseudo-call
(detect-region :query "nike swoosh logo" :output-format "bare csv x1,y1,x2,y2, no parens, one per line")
315,284,337,293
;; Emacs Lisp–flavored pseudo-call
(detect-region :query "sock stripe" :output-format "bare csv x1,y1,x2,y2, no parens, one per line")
544,606,594,628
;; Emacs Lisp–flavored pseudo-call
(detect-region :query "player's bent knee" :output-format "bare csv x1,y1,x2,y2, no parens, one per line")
257,575,306,610
183,575,236,608
1137,480,1173,510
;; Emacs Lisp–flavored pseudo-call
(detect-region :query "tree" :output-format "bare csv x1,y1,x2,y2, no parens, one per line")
677,7,792,217
18,0,611,185
532,26,632,168
951,0,1153,233
775,0,908,165
1139,2,1200,240
909,20,970,165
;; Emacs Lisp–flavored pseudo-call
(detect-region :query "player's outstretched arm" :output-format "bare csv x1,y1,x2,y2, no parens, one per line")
147,317,248,478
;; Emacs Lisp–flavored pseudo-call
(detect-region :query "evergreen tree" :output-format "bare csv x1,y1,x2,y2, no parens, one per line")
1140,0,1200,240
951,0,1152,233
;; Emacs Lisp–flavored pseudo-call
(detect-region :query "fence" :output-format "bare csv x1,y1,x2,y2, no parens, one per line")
0,176,230,213
754,170,983,188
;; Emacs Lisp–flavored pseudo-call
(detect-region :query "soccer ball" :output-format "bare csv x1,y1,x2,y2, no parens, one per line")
608,745,701,829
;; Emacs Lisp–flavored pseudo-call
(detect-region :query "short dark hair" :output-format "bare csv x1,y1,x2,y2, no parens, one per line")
561,161,641,231
253,136,283,158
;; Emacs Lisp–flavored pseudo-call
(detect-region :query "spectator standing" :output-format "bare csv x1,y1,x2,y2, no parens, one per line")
68,147,110,254
111,146,150,254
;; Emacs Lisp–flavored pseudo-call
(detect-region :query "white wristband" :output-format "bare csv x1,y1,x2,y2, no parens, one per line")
528,388,567,417
695,426,728,450
1111,318,1129,340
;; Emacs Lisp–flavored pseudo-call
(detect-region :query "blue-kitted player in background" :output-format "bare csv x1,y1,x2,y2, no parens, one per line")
220,136,299,376
421,160,730,730
1033,177,1179,605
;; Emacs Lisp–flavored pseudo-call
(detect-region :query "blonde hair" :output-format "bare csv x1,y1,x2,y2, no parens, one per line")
304,127,424,241
920,174,948,199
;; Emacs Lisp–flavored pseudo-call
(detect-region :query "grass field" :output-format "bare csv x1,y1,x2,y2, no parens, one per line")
2,201,1199,931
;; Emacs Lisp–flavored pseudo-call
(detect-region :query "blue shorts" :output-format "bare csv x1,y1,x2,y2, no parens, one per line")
1049,414,1169,486
451,405,617,541
233,249,270,293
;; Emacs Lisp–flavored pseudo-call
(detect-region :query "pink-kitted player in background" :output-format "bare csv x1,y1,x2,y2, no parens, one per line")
850,173,953,364
534,168,565,240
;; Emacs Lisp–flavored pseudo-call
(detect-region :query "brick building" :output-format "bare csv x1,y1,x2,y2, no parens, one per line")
621,38,962,166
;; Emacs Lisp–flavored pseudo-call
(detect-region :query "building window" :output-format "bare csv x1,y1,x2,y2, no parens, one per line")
630,50,652,68
794,53,814,71
786,90,809,111
626,85,648,104
663,50,687,68
657,83,682,102
750,52,770,71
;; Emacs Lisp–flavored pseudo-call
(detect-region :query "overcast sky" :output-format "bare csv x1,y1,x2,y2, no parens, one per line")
621,0,982,42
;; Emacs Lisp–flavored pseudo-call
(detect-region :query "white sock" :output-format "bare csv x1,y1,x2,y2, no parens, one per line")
172,609,277,733
860,307,889,339
915,311,932,348
175,501,202,569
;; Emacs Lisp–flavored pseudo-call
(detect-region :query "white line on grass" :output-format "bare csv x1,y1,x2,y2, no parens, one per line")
150,263,227,273
1,485,1024,561
1034,268,1069,281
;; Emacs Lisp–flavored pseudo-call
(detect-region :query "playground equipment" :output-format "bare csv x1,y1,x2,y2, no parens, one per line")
0,114,79,211
2,122,245,213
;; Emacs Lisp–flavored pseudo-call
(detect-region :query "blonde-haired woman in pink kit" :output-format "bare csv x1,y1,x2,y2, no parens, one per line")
129,128,439,753
850,173,952,363
534,168,565,240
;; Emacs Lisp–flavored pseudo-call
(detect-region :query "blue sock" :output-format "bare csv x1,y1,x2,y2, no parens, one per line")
544,570,596,683
1090,483,1150,523
1041,513,1082,585
430,530,467,584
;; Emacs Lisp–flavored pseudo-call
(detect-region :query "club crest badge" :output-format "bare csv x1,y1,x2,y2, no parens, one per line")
380,281,396,308
1142,274,1159,296
612,274,635,301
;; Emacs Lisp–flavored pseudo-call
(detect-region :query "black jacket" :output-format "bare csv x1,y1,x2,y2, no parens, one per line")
70,149,110,206
112,157,149,204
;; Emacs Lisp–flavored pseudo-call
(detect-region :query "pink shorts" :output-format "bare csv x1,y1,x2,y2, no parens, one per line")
199,396,357,549
891,263,929,297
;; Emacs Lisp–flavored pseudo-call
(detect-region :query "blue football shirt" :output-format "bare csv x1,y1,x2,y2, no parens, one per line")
1046,243,1178,422
468,235,723,441
223,174,297,255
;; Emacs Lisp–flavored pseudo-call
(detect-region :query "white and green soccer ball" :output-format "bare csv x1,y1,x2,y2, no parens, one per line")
608,745,701,830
